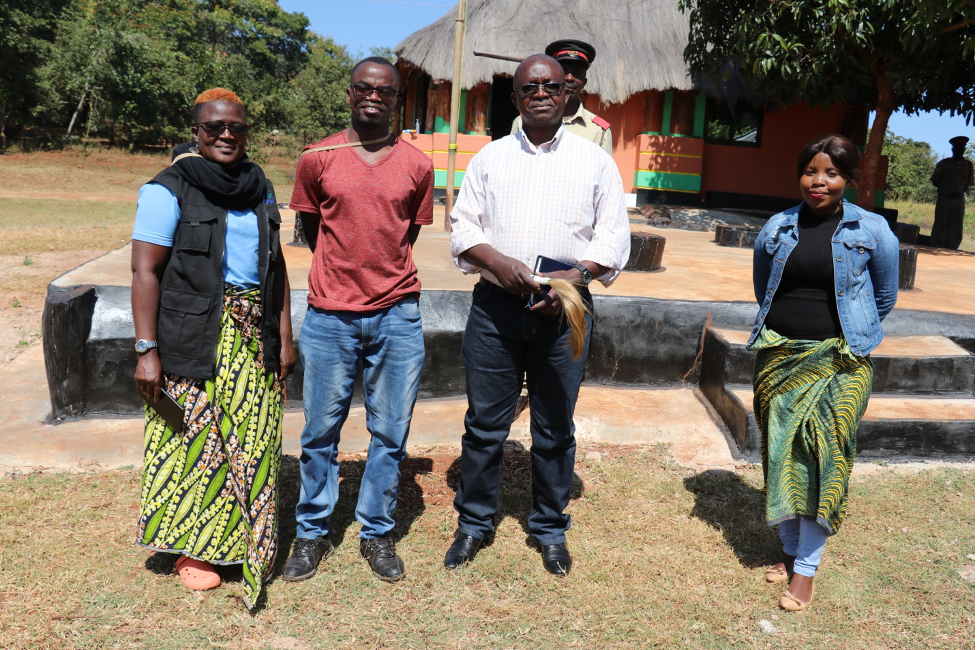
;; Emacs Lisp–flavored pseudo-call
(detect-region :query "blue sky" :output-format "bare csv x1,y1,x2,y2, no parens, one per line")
279,0,974,158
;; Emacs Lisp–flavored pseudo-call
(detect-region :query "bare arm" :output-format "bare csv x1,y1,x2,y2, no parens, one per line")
131,241,171,401
460,243,540,296
273,249,296,381
299,211,319,252
408,223,422,247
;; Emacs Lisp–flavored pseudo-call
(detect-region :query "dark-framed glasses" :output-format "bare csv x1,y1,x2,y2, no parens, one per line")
517,82,565,97
194,121,250,135
350,83,398,100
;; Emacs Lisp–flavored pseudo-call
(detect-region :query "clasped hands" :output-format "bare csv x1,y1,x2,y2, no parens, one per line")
489,255,581,316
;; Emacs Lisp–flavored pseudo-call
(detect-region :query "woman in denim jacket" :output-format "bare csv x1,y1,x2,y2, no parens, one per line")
748,134,899,611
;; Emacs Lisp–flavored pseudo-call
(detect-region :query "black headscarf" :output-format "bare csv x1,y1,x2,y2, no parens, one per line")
168,143,266,211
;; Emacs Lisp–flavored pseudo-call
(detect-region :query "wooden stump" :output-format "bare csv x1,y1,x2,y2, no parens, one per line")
894,222,919,245
293,214,308,247
899,244,918,290
625,232,665,272
715,224,759,248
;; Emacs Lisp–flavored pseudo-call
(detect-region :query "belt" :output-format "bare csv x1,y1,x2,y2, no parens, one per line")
939,192,965,198
476,277,592,304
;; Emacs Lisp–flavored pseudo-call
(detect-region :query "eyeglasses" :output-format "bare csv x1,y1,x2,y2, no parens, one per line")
350,83,398,100
194,121,250,135
517,82,566,97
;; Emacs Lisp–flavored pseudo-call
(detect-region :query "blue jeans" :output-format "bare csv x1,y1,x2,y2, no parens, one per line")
454,281,592,545
295,297,425,540
779,517,828,577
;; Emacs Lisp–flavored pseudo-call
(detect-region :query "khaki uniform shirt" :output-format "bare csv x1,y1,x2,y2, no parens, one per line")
511,102,613,156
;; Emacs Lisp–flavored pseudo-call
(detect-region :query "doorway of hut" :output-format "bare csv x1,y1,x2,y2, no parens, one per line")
489,75,518,140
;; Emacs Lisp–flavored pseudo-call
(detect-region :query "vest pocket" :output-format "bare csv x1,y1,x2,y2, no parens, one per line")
158,289,213,359
180,216,218,252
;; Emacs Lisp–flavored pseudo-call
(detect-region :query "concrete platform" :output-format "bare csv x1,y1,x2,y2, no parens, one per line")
0,345,736,473
54,208,976,315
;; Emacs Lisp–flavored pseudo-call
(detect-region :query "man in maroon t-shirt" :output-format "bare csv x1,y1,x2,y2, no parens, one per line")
282,57,434,584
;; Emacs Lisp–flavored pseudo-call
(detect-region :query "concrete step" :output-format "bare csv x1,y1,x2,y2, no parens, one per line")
725,384,975,457
707,328,975,396
0,345,738,472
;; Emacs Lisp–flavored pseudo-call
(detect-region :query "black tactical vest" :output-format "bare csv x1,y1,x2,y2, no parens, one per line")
150,167,282,379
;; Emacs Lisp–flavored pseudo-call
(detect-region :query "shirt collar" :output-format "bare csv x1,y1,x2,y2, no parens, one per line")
517,124,566,154
563,101,587,127
783,199,859,226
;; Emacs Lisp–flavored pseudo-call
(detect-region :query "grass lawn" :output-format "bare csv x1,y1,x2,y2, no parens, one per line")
888,198,975,252
0,446,972,649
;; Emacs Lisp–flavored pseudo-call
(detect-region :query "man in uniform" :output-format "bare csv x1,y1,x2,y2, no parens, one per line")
930,135,975,249
510,39,612,156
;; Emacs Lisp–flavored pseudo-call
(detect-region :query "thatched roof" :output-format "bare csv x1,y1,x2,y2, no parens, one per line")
394,0,695,105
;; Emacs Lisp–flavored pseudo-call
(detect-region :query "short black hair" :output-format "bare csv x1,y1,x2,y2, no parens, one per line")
796,134,861,185
351,56,402,88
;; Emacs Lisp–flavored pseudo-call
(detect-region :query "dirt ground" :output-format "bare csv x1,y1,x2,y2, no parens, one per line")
0,250,108,364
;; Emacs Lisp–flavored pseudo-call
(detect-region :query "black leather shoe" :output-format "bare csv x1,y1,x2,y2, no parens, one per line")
540,542,572,576
444,532,483,569
360,537,406,582
281,536,334,582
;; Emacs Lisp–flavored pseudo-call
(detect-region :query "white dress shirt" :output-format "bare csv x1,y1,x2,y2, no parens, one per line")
449,126,631,287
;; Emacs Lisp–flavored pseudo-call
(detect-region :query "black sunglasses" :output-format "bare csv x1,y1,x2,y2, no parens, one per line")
350,83,398,100
194,121,250,135
517,82,566,97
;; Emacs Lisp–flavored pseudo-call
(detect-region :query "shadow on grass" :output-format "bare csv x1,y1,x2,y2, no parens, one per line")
684,469,781,569
446,440,584,550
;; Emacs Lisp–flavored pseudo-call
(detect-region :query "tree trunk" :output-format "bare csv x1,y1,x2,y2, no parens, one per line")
65,83,90,141
858,62,896,209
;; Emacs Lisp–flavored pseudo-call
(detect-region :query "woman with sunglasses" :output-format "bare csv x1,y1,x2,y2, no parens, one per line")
749,134,899,611
130,87,295,609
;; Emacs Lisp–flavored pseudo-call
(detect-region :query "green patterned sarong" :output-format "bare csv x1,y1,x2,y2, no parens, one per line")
750,326,872,535
136,288,283,609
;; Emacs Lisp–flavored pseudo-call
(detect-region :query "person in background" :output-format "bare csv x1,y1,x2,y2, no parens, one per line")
282,57,434,584
446,54,630,576
131,87,294,610
930,135,974,249
749,134,899,611
510,39,612,156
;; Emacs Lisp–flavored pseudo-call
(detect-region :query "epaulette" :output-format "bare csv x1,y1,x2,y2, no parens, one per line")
591,115,610,130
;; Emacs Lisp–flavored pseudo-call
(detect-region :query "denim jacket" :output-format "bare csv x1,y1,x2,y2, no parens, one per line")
748,200,900,357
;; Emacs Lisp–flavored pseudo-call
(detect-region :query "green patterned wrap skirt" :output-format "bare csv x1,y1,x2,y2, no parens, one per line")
750,326,873,536
136,288,283,609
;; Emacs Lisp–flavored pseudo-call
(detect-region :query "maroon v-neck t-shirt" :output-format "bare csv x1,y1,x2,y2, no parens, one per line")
290,131,434,312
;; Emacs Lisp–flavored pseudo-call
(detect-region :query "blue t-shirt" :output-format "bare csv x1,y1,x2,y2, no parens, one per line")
132,182,260,287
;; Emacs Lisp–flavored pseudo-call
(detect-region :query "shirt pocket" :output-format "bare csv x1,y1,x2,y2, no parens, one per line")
842,239,876,278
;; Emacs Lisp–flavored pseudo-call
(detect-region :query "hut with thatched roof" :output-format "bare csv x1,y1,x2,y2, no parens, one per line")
392,0,885,209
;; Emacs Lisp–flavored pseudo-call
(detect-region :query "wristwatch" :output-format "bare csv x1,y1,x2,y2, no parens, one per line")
134,339,158,354
573,263,594,286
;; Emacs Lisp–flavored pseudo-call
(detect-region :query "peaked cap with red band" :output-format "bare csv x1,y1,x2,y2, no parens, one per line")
544,39,596,68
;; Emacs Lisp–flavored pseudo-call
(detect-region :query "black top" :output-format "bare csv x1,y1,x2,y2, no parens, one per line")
764,205,843,341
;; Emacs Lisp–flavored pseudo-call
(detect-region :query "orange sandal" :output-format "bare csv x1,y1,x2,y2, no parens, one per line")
175,555,221,591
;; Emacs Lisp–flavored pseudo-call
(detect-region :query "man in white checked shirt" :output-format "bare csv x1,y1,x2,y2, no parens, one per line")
444,54,630,577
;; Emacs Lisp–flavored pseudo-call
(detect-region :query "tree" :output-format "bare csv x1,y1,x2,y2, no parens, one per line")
288,37,354,144
0,0,70,149
881,130,937,202
679,0,975,209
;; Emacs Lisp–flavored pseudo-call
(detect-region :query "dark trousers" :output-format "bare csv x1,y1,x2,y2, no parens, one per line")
454,281,592,545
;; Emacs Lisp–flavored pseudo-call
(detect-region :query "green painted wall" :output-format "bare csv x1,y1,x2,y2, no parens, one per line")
633,170,702,193
843,188,885,207
434,169,466,188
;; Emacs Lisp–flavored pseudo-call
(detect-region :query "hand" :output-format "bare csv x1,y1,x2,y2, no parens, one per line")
135,351,163,402
278,338,297,382
488,254,540,296
529,268,582,316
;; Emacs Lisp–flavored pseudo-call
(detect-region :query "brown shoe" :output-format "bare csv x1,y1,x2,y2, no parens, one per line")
780,585,816,612
764,553,796,583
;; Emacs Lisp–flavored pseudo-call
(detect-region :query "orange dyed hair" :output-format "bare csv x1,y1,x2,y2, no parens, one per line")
192,88,246,122
194,87,243,106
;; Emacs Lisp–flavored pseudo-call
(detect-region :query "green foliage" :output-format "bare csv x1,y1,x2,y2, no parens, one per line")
679,0,975,204
881,130,938,203
5,0,358,148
